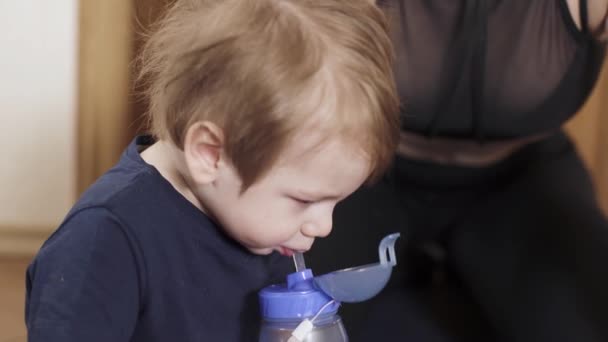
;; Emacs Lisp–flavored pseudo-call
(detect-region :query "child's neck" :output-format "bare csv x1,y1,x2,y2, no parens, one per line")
140,141,206,212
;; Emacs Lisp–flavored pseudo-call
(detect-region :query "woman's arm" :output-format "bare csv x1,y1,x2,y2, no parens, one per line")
566,0,608,39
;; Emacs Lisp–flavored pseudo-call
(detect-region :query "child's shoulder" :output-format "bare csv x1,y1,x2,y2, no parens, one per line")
53,136,192,244
75,137,165,212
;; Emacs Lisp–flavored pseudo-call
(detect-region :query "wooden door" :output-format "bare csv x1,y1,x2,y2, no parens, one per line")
77,0,133,194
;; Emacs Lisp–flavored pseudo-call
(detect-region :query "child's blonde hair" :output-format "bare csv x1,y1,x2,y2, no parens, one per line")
138,0,399,189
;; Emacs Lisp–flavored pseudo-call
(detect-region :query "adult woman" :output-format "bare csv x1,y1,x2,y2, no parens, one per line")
308,1,608,341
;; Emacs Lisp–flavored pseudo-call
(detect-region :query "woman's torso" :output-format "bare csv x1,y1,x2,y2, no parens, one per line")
382,0,605,164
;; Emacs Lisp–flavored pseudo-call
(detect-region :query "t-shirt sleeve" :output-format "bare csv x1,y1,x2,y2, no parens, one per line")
26,207,142,342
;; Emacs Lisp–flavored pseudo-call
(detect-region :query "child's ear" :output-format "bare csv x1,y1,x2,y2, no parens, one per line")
183,121,225,184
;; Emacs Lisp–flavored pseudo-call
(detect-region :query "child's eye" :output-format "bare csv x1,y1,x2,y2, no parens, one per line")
292,197,314,205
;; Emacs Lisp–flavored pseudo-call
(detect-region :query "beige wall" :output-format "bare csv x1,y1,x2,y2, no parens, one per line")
0,1,79,255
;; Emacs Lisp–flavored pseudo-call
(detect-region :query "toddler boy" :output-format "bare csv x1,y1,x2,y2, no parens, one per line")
25,0,399,340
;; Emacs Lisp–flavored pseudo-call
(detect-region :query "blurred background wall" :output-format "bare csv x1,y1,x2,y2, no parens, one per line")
0,0,78,255
569,65,608,212
0,0,132,258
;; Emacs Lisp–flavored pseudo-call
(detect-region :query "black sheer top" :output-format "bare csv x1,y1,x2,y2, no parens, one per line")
383,0,606,140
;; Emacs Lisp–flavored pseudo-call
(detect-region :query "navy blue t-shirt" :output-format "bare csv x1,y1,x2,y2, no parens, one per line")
25,136,292,341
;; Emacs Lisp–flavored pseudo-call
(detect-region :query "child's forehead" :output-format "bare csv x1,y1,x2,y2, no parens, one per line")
266,133,372,195
277,130,368,167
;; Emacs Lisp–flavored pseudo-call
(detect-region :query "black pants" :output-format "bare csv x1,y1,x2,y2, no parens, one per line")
307,131,608,342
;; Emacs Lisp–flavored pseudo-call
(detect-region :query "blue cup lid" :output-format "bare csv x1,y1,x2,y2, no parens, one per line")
258,269,339,320
259,233,400,319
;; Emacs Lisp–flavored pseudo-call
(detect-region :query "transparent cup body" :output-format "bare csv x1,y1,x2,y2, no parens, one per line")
259,315,348,342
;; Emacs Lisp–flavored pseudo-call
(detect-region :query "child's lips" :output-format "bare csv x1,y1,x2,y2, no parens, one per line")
279,246,295,257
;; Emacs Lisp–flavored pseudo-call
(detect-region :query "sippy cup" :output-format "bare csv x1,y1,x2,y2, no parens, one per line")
258,233,400,342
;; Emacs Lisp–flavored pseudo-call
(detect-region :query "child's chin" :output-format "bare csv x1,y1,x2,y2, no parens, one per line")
247,247,275,256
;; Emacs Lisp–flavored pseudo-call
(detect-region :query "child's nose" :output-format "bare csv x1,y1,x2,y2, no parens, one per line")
302,214,332,238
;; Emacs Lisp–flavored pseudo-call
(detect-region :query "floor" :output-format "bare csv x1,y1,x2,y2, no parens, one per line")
0,257,31,342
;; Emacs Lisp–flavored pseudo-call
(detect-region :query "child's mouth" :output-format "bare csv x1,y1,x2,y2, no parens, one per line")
279,246,295,257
